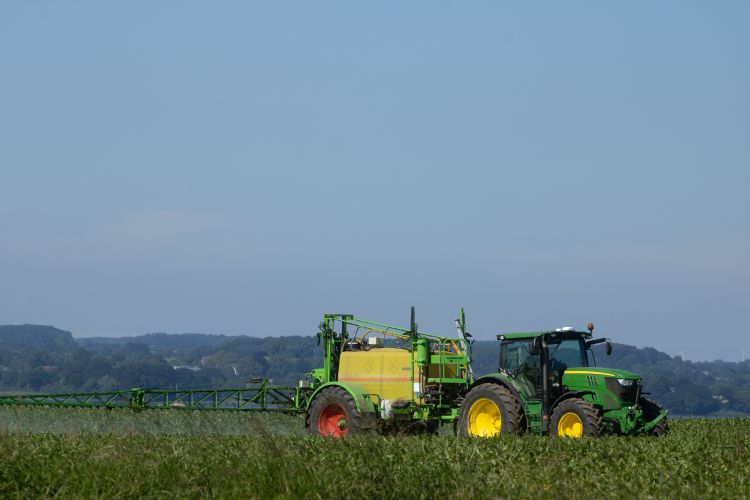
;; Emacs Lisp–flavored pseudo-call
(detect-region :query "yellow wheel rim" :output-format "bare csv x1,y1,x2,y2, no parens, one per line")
558,412,583,438
468,398,502,437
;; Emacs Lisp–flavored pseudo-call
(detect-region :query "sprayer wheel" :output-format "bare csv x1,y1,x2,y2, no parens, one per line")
307,387,362,438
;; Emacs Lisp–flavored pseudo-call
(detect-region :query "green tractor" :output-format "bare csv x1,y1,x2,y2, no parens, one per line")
456,323,668,438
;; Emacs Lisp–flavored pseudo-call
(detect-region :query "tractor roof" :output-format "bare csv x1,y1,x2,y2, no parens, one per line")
496,329,592,341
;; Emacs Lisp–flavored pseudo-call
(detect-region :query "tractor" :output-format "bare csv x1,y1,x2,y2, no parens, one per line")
456,323,669,437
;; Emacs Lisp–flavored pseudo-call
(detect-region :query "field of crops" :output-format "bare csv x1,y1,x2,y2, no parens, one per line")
0,407,748,499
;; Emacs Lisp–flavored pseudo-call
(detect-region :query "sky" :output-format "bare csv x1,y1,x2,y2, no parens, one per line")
1,2,748,361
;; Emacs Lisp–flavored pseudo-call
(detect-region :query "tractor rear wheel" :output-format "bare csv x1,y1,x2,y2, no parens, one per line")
550,398,602,438
308,387,362,438
639,396,669,436
457,383,524,437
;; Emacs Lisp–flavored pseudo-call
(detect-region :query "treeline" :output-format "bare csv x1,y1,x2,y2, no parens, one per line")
1,325,749,416
0,326,323,392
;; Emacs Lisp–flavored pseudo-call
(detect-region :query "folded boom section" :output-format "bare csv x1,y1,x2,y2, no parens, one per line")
0,380,305,413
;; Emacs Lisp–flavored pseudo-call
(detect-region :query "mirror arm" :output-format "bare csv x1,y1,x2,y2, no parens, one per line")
585,337,607,348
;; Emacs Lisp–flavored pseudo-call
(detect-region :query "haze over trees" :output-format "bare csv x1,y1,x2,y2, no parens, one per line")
0,325,748,416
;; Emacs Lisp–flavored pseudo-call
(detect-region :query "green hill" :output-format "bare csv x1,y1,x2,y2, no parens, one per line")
0,325,77,353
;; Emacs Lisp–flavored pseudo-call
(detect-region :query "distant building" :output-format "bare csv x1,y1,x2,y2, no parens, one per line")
172,365,201,372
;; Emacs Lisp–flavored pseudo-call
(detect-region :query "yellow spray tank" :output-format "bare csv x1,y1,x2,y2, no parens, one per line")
308,307,473,435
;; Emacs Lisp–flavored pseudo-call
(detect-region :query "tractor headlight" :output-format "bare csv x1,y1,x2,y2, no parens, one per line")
617,378,634,387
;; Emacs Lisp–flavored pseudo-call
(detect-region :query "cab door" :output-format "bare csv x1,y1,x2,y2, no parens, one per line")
500,340,542,400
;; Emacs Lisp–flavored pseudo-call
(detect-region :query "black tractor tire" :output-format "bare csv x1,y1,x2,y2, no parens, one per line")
550,398,603,438
639,396,669,436
307,387,362,438
457,383,524,437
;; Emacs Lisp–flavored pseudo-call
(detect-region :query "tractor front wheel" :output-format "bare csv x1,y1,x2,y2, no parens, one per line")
550,398,602,438
639,396,669,436
457,383,524,437
308,387,362,438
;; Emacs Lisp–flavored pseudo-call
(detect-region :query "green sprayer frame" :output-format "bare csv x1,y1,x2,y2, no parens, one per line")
0,380,308,413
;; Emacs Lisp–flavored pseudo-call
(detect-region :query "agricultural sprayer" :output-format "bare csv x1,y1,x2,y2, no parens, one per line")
0,308,667,438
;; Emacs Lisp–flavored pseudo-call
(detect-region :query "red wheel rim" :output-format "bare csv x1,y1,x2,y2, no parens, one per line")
318,404,348,438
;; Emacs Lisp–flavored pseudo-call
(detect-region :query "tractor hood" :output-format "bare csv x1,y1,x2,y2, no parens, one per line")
562,367,640,382
562,367,642,411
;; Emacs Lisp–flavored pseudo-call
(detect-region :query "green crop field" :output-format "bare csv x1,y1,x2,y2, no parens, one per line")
0,407,748,499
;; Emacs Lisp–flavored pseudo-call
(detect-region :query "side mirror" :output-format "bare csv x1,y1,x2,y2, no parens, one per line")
527,339,540,355
605,340,612,356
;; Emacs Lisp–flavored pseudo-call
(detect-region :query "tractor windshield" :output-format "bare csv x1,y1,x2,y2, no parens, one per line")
547,338,588,370
547,337,588,392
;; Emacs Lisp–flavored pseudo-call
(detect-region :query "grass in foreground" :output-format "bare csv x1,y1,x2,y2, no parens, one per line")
0,408,748,499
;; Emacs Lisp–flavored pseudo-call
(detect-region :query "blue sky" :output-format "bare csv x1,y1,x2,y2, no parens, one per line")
1,2,748,361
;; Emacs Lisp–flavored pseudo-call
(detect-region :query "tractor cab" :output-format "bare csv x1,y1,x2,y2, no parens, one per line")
497,326,603,402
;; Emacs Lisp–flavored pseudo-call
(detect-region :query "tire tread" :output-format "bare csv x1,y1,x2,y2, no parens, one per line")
639,396,669,437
